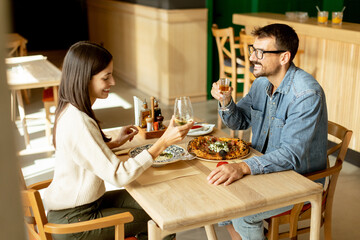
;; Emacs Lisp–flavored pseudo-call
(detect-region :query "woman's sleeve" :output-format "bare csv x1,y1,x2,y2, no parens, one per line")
70,117,153,187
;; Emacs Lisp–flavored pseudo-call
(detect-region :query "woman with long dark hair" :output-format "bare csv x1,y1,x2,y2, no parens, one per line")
44,41,192,240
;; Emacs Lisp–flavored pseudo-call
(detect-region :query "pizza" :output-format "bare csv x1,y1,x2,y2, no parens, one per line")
187,136,250,160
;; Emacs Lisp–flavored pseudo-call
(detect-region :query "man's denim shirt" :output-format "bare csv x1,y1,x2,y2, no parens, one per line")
221,64,328,175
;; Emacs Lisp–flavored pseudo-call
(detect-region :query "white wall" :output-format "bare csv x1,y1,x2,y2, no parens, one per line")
0,0,27,238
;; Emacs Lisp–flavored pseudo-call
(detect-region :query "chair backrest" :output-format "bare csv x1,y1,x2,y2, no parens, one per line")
22,179,53,240
306,121,352,182
6,33,28,57
21,178,135,240
308,121,353,215
239,29,255,96
211,24,241,101
266,121,352,240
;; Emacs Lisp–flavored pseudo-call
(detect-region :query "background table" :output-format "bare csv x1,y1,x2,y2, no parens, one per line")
6,55,61,148
107,127,323,240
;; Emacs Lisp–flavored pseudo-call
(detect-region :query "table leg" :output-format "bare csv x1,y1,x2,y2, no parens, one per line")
309,192,322,240
148,220,162,240
11,90,17,121
16,90,30,148
204,225,218,240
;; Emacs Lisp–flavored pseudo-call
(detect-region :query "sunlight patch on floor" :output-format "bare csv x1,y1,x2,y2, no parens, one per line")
22,157,55,180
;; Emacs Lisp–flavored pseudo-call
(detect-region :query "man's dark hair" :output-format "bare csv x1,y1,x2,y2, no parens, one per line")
252,23,299,62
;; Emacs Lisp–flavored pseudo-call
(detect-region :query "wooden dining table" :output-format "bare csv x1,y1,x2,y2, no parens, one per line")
106,126,323,240
6,55,61,148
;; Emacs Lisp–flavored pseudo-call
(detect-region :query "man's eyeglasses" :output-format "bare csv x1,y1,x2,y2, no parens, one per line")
248,45,287,60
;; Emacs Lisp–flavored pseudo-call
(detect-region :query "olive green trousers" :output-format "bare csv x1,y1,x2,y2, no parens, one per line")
47,189,175,240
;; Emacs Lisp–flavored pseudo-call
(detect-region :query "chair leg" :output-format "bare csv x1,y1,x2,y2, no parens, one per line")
114,224,125,240
267,217,280,240
16,90,30,148
204,224,218,240
324,212,332,240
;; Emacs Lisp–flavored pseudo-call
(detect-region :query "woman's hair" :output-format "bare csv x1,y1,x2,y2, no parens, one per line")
252,23,299,63
53,41,113,147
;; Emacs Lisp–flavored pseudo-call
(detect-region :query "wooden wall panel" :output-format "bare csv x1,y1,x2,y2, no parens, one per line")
87,0,208,105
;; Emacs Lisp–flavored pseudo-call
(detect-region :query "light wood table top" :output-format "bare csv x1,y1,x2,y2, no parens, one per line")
6,55,61,90
106,126,323,239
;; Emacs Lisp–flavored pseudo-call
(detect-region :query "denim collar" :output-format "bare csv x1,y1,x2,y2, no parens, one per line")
265,63,296,97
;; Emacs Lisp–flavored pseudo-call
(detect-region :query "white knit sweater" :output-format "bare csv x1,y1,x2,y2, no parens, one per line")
44,104,153,211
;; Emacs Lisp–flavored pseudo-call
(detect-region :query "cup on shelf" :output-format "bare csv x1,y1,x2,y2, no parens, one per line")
317,11,328,24
297,12,308,22
332,11,343,25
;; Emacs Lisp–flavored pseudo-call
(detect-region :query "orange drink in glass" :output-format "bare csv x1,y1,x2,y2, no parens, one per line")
317,11,328,24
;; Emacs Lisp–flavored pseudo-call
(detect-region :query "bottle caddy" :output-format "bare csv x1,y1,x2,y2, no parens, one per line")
137,96,167,139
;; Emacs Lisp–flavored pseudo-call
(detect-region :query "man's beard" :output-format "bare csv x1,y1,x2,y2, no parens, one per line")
251,61,281,78
251,61,263,78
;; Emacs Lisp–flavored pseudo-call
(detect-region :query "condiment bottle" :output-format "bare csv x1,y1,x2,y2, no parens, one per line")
153,122,159,131
140,99,151,128
154,99,162,120
145,116,153,132
156,114,164,129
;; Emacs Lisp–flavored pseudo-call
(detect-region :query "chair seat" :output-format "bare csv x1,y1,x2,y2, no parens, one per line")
272,203,312,218
42,87,54,102
271,192,327,218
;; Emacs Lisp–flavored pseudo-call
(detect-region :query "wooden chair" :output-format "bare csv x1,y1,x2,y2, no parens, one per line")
6,33,31,109
265,121,353,240
211,25,254,136
21,176,138,240
239,29,255,97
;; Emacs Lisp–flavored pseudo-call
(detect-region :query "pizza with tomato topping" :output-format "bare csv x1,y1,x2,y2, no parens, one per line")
187,136,250,160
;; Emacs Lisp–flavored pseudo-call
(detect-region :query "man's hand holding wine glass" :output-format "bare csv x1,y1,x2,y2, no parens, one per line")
211,78,233,110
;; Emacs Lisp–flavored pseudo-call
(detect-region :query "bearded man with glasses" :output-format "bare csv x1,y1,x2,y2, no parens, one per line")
208,23,328,240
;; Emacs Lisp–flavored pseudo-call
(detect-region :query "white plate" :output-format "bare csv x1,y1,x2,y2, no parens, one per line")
187,124,215,136
129,144,186,167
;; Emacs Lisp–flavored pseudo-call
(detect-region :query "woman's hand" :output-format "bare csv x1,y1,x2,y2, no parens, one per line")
148,116,193,158
211,80,233,107
108,125,138,149
207,162,251,186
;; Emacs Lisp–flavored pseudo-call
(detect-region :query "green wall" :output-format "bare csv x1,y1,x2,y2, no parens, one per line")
207,0,359,98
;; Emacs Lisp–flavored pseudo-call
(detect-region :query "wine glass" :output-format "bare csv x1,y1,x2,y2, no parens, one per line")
218,78,231,111
174,96,194,126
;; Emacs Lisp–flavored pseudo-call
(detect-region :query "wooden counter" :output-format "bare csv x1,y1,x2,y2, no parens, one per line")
233,13,360,152
87,0,208,105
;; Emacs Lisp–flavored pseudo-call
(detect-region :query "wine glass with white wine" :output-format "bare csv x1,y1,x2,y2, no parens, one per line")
174,96,194,126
